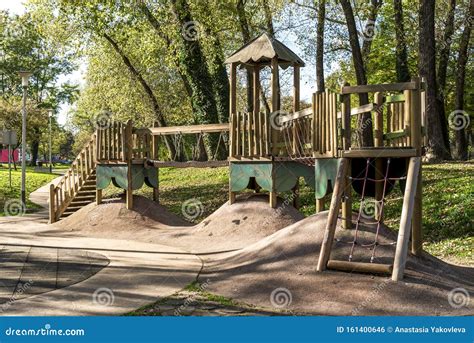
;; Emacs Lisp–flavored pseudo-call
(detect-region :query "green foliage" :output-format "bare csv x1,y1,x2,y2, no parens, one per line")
0,166,57,215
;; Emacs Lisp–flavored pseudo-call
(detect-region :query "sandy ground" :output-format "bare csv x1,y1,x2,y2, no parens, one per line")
52,194,473,316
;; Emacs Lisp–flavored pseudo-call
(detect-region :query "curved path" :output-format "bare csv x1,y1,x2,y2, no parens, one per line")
0,179,202,316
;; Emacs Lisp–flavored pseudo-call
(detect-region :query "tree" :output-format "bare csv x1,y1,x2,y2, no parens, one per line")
418,0,451,160
315,0,325,91
393,0,410,82
453,0,473,160
339,0,373,147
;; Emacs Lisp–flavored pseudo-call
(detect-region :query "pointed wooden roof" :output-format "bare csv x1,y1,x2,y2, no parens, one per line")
225,33,305,68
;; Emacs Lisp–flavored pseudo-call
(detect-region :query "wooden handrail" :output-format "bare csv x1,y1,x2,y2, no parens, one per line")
49,132,97,223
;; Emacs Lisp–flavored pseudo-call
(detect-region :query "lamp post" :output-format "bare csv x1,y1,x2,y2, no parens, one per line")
18,71,32,208
48,109,53,173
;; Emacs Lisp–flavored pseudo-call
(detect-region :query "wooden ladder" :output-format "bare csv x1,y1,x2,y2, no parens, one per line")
49,133,97,223
316,156,421,281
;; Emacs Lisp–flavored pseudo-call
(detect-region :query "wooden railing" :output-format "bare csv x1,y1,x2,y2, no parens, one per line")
229,89,340,159
340,77,425,155
96,120,158,163
229,111,270,158
49,133,97,223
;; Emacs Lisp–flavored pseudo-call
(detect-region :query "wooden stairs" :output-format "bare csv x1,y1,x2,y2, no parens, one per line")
60,170,96,218
49,133,98,223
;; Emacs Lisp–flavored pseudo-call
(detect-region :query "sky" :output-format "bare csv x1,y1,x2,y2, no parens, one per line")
1,0,318,126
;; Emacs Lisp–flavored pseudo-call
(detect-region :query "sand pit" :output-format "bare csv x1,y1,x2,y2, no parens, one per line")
202,212,474,316
54,194,304,253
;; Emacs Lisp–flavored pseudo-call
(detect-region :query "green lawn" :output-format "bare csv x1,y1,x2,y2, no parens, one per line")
0,166,58,216
103,161,473,265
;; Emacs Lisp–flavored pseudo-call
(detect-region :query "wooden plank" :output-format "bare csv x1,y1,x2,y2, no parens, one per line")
230,63,237,156
342,148,417,158
340,84,352,230
280,107,313,123
317,158,350,272
403,89,412,146
392,157,421,281
254,65,261,157
384,94,405,103
49,184,55,224
149,123,229,136
327,260,393,275
383,129,408,140
150,160,229,168
271,57,280,155
236,112,242,156
293,64,300,154
341,81,418,94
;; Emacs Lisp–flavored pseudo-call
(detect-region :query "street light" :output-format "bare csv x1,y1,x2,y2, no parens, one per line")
18,70,32,208
48,109,53,173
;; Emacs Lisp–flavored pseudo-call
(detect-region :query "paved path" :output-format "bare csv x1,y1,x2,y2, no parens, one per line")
28,175,63,212
0,212,202,316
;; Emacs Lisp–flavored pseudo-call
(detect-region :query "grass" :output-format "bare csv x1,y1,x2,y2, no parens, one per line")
102,161,473,265
0,166,58,216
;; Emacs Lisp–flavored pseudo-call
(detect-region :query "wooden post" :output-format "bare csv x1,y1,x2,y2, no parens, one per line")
253,65,261,157
96,189,102,205
317,158,349,272
403,89,412,147
374,92,384,221
410,77,423,255
293,64,300,154
316,198,325,212
291,64,300,208
392,157,421,281
271,57,280,155
49,184,55,224
340,83,352,229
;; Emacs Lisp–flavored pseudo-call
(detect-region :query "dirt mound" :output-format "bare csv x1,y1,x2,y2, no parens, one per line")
202,212,474,316
54,194,304,253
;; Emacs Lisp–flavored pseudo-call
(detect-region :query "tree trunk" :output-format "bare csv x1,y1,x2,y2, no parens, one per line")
170,0,224,160
236,0,254,113
102,33,177,160
315,0,325,92
453,0,473,160
340,0,373,147
29,126,40,167
436,0,456,152
361,0,383,63
418,0,451,160
393,0,411,82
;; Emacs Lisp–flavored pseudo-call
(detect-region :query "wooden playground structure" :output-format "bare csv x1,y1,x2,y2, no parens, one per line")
49,33,426,282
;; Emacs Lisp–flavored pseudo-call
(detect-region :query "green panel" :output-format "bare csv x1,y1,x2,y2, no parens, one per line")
96,164,158,190
314,158,341,199
274,162,315,192
96,165,128,190
230,162,273,192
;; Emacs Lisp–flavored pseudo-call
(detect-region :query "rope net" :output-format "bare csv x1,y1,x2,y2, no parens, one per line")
335,157,407,263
